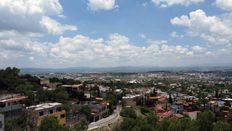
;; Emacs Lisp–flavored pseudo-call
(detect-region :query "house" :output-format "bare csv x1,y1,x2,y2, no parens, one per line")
0,94,27,131
99,86,110,92
222,98,232,106
0,94,27,121
99,86,110,97
26,103,66,129
171,103,184,114
89,102,109,122
122,94,141,107
61,84,85,93
40,78,50,85
84,92,91,99
146,96,158,107
156,106,174,120
43,82,62,90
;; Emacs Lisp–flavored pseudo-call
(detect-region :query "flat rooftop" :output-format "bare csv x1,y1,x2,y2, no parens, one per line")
0,94,27,103
27,102,62,111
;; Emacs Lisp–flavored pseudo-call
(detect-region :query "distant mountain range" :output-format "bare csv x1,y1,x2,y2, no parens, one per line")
20,66,232,74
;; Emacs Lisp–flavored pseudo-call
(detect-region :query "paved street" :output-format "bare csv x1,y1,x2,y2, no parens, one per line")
88,106,121,130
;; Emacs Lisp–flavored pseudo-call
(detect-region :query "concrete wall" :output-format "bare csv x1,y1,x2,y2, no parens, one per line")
0,114,4,131
0,104,23,112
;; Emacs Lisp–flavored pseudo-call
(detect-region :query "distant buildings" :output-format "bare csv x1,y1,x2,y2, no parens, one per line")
40,78,50,85
61,84,85,93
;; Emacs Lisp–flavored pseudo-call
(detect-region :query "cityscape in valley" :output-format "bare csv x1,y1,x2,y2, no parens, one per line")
1,67,232,131
1,0,232,131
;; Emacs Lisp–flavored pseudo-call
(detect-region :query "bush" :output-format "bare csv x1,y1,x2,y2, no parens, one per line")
120,107,137,119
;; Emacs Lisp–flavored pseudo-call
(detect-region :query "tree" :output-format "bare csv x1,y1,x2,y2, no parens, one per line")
198,93,208,109
176,117,193,131
157,118,172,131
167,117,193,131
80,106,91,121
16,84,36,105
63,102,72,112
213,121,231,131
21,74,40,85
49,77,81,85
0,67,22,90
54,88,69,102
140,106,151,115
39,116,66,131
105,93,117,113
36,88,69,103
196,110,215,131
120,118,137,131
146,113,158,127
120,107,137,119
73,118,89,131
5,116,30,131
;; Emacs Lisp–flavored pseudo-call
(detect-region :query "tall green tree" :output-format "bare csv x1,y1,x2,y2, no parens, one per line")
146,113,158,127
198,93,209,109
54,88,69,102
213,121,231,131
0,67,22,90
196,110,215,131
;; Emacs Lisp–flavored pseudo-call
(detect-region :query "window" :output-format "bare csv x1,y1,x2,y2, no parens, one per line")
13,101,17,105
0,103,6,108
39,111,44,116
60,114,65,118
56,107,62,112
0,121,2,128
49,109,53,114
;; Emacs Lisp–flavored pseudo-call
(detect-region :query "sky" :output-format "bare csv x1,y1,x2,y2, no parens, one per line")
0,0,232,68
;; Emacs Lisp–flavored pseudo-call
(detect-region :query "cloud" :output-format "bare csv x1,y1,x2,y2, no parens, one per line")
152,0,204,7
215,0,232,11
139,34,147,39
142,2,148,7
40,16,77,35
192,45,206,53
87,0,118,11
171,9,232,45
170,31,184,38
29,56,35,61
0,0,77,35
0,31,219,67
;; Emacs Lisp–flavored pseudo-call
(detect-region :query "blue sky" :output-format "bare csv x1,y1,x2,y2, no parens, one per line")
0,0,232,68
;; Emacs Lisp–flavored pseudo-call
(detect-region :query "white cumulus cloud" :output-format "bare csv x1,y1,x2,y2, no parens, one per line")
88,0,118,11
152,0,204,7
171,9,232,45
40,16,77,35
215,0,232,11
0,32,215,67
0,0,77,35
